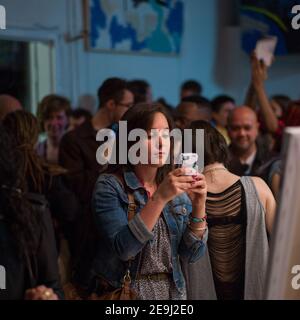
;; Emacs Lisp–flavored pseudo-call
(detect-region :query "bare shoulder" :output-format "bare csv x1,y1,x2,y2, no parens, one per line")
250,176,274,205
251,176,269,190
250,176,277,233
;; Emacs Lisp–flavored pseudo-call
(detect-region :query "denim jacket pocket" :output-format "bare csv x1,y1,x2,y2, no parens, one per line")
172,203,189,216
171,202,191,233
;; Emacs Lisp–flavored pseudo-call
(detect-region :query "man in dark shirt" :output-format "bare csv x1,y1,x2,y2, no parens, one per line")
59,78,134,287
227,106,275,179
60,78,134,202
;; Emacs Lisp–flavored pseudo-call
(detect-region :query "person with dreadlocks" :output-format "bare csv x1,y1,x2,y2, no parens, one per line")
0,124,62,300
2,110,80,286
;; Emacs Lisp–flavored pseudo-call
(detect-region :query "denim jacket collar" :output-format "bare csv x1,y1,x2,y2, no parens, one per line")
123,171,143,191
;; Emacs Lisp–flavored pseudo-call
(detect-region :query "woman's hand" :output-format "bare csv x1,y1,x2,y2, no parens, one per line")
186,173,207,210
140,168,205,232
154,168,199,204
25,285,58,300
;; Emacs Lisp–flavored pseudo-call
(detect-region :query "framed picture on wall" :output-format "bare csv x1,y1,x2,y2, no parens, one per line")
83,0,184,55
240,0,300,55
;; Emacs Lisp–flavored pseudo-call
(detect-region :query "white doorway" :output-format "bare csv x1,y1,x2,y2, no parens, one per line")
0,28,61,115
28,41,56,114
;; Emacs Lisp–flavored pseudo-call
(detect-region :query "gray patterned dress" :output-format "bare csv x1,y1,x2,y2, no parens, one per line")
132,216,187,300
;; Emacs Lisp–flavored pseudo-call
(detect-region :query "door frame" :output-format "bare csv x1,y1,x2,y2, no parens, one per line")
0,27,63,96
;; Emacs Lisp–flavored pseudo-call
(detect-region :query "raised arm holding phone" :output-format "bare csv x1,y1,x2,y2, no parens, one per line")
245,39,279,134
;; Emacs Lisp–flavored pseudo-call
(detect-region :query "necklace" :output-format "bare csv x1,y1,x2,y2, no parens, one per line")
202,166,228,175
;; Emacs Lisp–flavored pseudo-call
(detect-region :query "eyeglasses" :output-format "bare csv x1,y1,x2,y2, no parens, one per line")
117,102,134,109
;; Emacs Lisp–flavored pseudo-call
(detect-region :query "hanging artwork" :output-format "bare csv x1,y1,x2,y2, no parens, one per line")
83,0,184,55
240,0,300,55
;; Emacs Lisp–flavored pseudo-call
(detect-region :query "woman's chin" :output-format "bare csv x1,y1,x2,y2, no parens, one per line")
149,161,167,168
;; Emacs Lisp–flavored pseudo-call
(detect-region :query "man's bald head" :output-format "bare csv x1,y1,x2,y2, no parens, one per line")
228,106,259,153
0,95,22,121
228,106,258,126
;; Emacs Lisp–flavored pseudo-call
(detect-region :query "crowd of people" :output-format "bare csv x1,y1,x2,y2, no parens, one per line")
0,53,300,300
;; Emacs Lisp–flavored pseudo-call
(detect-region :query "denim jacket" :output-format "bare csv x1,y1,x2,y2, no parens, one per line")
91,171,208,293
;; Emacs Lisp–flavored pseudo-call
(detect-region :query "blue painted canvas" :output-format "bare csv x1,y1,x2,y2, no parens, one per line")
86,0,184,55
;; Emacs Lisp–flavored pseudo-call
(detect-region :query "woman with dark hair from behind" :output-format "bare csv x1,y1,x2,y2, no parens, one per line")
2,110,79,286
0,125,62,300
182,120,276,300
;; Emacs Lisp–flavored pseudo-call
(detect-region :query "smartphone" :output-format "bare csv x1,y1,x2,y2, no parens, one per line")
179,153,199,175
255,36,277,67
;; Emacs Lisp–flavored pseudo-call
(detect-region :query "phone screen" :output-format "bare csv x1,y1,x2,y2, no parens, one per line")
179,153,199,175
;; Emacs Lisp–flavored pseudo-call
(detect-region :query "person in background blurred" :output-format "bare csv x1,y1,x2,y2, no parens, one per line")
182,120,275,300
211,95,236,145
175,96,211,129
59,77,134,289
227,106,275,180
269,101,300,198
180,80,202,100
68,108,92,131
156,97,175,118
0,94,22,121
128,79,152,104
267,95,291,152
2,110,80,286
270,95,291,119
37,95,71,164
285,100,300,127
0,124,62,300
77,94,97,116
59,77,134,212
266,159,282,201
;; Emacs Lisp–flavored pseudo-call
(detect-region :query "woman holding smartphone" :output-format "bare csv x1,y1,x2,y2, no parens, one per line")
90,103,208,300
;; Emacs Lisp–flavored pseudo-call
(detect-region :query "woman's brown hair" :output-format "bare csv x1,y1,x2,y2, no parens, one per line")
106,103,175,184
38,94,71,131
190,120,229,167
